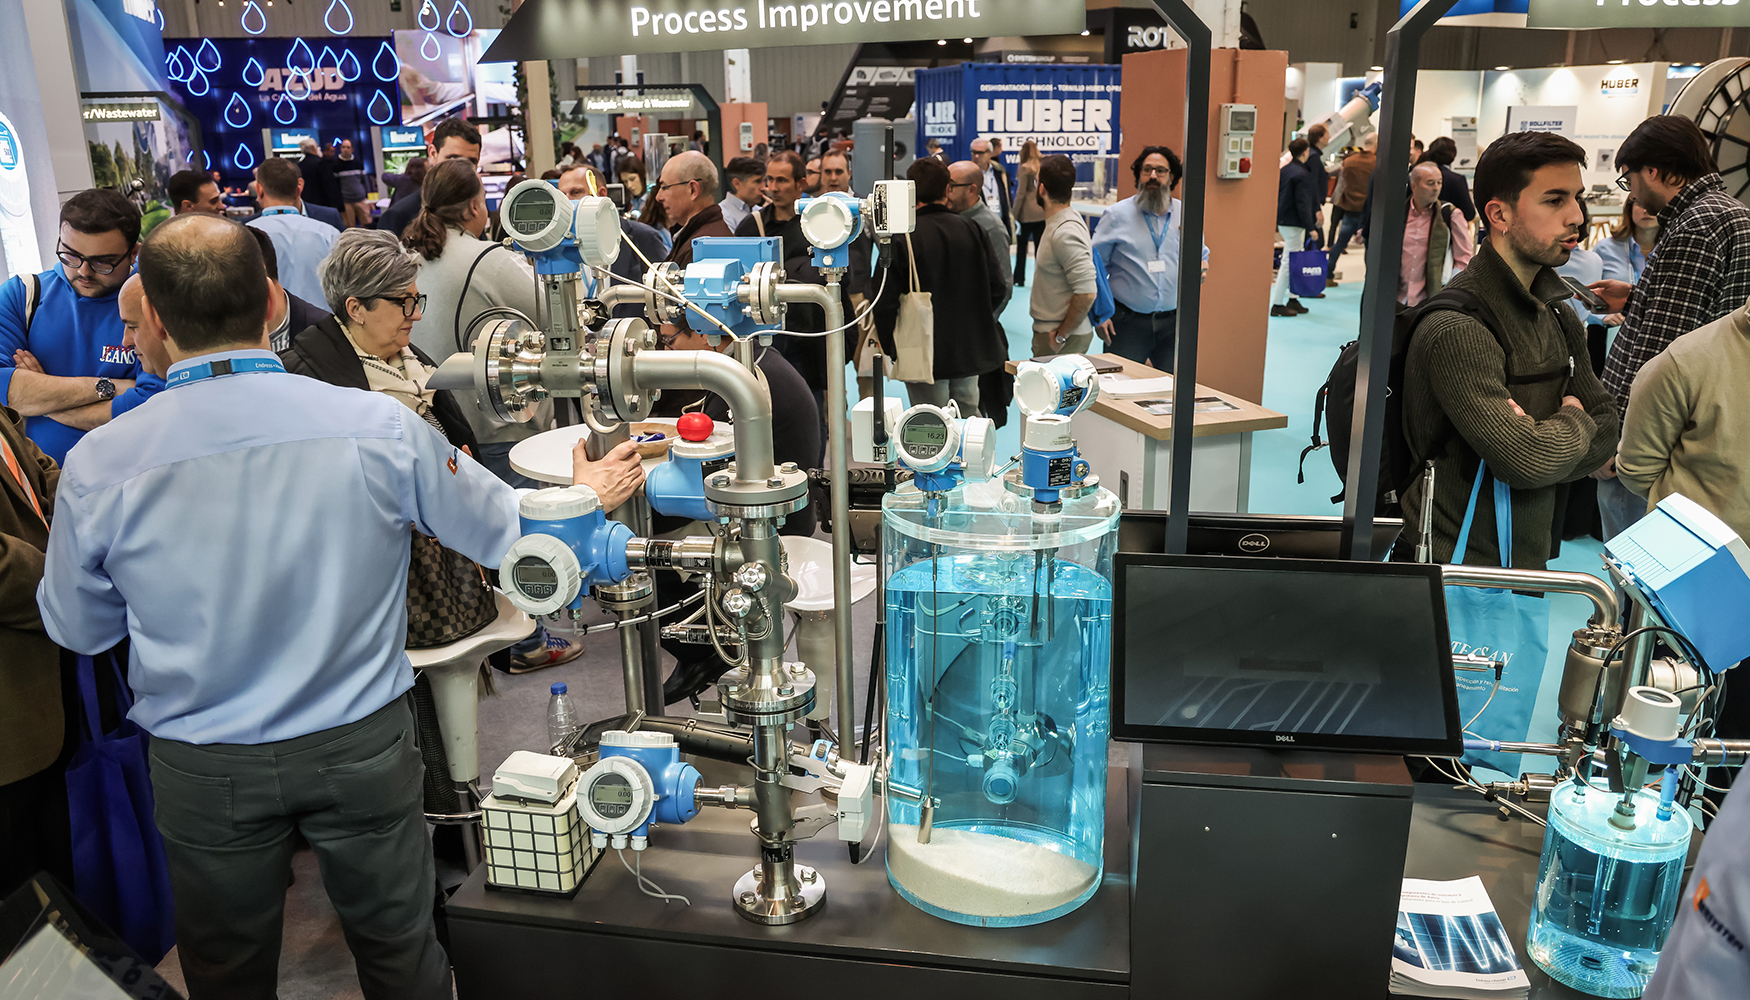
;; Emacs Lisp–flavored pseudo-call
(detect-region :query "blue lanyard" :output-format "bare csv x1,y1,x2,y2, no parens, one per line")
166,355,285,389
1144,208,1170,255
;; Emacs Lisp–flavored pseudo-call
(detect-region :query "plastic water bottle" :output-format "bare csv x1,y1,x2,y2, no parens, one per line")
547,682,579,754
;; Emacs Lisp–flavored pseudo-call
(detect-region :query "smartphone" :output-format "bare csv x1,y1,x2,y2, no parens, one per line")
1561,275,1609,314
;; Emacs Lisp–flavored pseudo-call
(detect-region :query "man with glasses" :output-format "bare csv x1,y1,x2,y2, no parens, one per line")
0,188,163,463
970,138,1012,233
247,157,339,309
1091,146,1210,372
948,159,1013,319
1586,115,1750,539
803,157,823,197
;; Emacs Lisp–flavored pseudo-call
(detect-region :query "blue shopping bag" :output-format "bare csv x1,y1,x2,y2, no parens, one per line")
1444,460,1550,779
66,651,177,964
1287,237,1328,298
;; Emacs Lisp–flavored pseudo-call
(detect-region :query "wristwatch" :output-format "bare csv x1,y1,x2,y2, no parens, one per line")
95,378,115,402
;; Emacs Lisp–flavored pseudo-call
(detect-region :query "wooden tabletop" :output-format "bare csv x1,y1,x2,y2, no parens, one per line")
1004,353,1287,441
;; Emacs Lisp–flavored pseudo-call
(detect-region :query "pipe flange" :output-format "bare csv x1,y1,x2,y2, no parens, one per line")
643,262,684,324
744,261,788,325
598,318,657,422
719,664,816,725
703,466,811,509
593,572,655,611
999,469,1101,500
732,863,826,925
474,316,544,424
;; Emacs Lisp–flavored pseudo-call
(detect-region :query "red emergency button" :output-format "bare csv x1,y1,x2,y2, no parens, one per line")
677,412,714,442
1239,157,1252,174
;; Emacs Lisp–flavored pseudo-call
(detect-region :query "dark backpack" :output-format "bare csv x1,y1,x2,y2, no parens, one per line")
1297,286,1505,515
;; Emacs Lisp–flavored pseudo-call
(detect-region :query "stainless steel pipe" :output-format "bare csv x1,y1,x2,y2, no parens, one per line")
1439,565,1618,627
628,349,775,482
773,280,856,752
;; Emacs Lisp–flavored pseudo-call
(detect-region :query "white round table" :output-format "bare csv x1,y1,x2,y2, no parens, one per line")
508,417,680,485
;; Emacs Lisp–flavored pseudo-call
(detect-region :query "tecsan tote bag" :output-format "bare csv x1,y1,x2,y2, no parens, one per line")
889,232,935,384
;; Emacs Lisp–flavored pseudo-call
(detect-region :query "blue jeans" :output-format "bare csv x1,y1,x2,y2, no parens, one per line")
1107,305,1177,373
1327,215,1363,273
1596,474,1647,541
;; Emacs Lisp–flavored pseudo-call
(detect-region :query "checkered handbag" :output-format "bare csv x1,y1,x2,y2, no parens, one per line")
406,529,496,649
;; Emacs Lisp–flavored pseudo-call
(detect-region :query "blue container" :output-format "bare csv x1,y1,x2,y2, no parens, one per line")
1527,781,1693,998
882,479,1118,927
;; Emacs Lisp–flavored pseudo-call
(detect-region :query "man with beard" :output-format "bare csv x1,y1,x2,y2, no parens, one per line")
1091,146,1209,371
1397,130,1618,571
1397,160,1473,308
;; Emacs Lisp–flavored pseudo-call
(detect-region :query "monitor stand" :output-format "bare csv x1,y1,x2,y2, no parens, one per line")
1127,744,1414,1000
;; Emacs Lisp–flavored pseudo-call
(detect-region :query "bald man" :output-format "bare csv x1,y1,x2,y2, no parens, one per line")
117,275,171,379
949,160,1012,317
1400,159,1473,307
655,150,734,271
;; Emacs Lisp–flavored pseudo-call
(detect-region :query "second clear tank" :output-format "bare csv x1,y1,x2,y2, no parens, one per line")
882,478,1119,927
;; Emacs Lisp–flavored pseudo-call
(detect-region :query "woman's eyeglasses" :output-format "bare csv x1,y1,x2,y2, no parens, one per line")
375,293,427,318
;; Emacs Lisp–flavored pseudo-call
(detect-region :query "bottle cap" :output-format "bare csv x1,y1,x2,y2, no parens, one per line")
677,411,714,442
551,682,568,695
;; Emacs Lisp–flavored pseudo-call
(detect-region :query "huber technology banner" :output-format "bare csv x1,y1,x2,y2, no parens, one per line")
482,0,1085,62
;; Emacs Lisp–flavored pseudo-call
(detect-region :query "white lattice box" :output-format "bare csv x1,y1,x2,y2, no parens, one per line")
482,782,592,896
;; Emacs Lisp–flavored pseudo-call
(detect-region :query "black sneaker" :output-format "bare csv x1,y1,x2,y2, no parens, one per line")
1287,298,1309,314
1270,304,1297,317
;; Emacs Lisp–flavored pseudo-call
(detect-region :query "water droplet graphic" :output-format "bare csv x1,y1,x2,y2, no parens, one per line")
234,143,256,171
319,46,340,73
418,0,440,32
165,49,188,82
336,49,362,82
203,150,212,171
224,91,254,128
420,32,441,62
445,0,474,37
367,89,396,125
288,37,316,74
195,38,222,73
242,57,266,87
323,0,355,35
240,0,267,35
186,67,211,97
285,68,313,101
371,41,401,82
273,93,298,124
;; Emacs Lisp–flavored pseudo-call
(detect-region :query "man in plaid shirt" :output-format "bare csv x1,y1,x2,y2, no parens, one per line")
1590,116,1750,539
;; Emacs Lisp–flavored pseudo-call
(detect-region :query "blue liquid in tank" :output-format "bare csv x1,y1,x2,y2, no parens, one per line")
1527,784,1692,998
884,551,1111,927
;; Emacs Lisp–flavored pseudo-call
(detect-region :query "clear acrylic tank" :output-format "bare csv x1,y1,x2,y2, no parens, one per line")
1527,780,1693,998
882,477,1119,927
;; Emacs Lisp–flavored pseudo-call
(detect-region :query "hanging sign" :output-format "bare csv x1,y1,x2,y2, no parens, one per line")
1528,0,1750,29
580,92,697,113
482,0,1086,61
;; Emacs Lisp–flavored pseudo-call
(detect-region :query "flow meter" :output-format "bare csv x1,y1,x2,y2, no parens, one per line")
501,178,577,254
576,731,702,851
1015,354,1100,418
890,403,996,492
499,485,634,618
795,192,863,269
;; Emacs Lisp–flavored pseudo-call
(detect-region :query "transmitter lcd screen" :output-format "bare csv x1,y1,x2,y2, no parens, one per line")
1112,555,1461,756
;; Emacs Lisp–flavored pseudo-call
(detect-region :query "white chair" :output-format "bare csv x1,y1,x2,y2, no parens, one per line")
408,590,534,870
780,536,878,727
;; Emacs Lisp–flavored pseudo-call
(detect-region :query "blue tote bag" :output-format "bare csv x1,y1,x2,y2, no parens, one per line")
1444,461,1550,779
1287,236,1329,298
66,652,177,964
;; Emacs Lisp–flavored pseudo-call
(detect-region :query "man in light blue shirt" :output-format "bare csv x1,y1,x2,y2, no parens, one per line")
246,156,339,307
37,214,531,999
719,155,765,235
1092,145,1210,372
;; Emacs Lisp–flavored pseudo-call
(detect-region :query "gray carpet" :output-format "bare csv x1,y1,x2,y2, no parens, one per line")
154,556,882,1000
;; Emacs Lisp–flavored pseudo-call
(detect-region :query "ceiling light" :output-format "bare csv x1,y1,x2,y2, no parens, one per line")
936,39,946,45
1495,65,1508,71
962,37,972,43
1608,59,1624,64
1080,29,1089,36
1370,66,1382,72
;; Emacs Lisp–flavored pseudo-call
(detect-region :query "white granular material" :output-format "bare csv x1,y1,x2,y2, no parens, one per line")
887,825,1098,918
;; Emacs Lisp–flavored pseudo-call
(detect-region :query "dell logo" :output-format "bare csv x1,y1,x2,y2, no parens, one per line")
1238,533,1270,553
1275,735,1295,742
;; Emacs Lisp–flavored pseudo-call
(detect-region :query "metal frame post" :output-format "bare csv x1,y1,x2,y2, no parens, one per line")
1145,0,1210,555
1339,0,1457,559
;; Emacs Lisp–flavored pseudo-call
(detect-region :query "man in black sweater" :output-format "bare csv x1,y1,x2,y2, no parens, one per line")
1399,130,1618,570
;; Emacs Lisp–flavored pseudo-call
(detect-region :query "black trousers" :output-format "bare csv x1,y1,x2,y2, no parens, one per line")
1106,305,1178,373
1013,220,1046,286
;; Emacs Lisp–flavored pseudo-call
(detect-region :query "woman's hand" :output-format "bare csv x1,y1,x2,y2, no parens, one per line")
572,439,645,511
1588,279,1632,314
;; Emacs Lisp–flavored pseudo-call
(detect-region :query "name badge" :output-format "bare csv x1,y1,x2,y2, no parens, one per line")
1147,259,1168,273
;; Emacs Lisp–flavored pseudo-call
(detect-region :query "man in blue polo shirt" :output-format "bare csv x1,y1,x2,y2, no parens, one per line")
36,213,533,999
1092,145,1210,373
0,189,163,463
